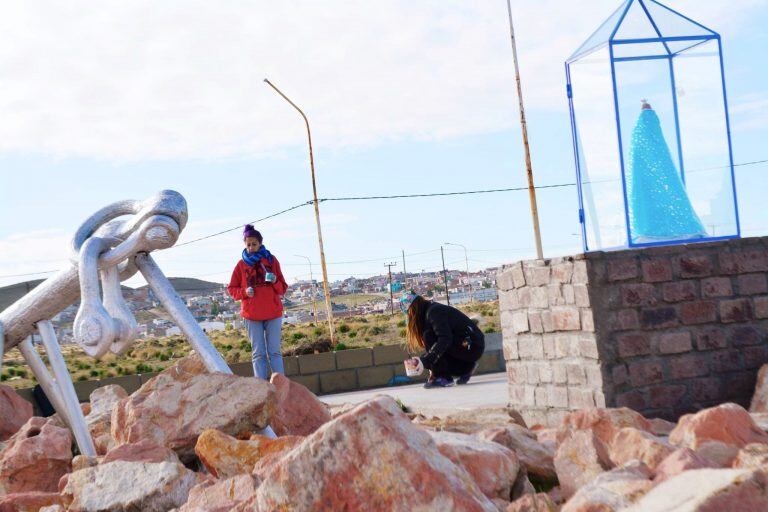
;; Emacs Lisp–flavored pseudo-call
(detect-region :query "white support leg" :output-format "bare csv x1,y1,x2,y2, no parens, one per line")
18,337,70,422
37,321,97,456
135,254,277,439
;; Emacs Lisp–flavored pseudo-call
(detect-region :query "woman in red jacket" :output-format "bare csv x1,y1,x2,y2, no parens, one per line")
227,225,288,379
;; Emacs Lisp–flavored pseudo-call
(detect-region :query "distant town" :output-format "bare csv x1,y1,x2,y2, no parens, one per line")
35,266,501,343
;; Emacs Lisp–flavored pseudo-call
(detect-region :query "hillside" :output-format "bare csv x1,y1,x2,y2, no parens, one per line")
0,279,44,311
137,277,223,294
0,276,223,313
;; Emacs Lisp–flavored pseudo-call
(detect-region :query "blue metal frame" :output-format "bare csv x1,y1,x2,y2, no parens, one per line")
565,0,740,252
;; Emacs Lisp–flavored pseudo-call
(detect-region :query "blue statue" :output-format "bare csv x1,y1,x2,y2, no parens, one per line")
626,101,707,243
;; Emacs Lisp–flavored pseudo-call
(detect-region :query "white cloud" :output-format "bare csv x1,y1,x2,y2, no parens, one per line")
0,1,762,161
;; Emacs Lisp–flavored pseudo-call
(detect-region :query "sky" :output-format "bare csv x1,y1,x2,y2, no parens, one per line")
0,0,766,289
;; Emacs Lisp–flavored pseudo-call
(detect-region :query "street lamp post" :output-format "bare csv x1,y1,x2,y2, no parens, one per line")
294,254,317,321
445,242,472,304
264,78,336,344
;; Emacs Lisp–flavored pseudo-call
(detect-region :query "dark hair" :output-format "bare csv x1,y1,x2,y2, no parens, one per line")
243,224,263,243
405,295,430,353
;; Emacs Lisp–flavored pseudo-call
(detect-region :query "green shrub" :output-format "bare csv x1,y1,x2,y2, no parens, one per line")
334,342,348,351
89,370,99,377
347,331,357,339
398,329,406,338
484,326,496,334
77,375,88,382
313,328,323,336
292,332,306,341
15,369,27,379
338,324,350,334
370,326,385,335
396,320,406,328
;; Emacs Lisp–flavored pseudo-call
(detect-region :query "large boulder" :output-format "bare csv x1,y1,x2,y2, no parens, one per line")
626,468,768,511
60,460,198,512
178,473,260,511
111,366,275,461
557,408,651,446
0,491,61,511
750,364,768,412
430,430,520,501
554,429,611,498
653,448,714,483
0,417,72,494
560,461,653,512
608,427,674,471
85,384,127,455
477,425,556,480
694,440,740,467
0,385,33,441
669,403,768,450
269,373,331,436
247,396,497,511
195,428,302,479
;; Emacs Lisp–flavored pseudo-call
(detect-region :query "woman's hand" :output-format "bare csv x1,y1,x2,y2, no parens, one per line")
246,287,254,297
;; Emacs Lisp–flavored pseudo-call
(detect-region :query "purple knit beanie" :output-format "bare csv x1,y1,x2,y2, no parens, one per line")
243,224,262,242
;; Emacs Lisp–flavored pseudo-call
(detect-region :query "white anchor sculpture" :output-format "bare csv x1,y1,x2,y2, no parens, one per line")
0,190,275,456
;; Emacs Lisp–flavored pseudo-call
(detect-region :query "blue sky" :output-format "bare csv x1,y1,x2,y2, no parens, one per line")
1,0,766,288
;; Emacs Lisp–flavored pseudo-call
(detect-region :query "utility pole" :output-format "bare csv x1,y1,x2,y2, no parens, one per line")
384,262,398,315
294,254,317,321
506,0,544,260
440,246,451,305
264,78,336,344
445,242,472,304
401,250,408,291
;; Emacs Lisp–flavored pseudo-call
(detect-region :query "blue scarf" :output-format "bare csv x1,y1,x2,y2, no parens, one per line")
242,246,274,267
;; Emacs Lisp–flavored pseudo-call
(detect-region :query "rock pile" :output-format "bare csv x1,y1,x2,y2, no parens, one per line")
1,357,768,510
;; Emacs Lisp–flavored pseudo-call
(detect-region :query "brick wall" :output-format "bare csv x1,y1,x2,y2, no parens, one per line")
499,236,768,425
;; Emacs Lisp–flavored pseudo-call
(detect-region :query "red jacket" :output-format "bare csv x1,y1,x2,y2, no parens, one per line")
227,256,288,321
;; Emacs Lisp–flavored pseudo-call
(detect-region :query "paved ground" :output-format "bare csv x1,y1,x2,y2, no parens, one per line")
321,371,508,416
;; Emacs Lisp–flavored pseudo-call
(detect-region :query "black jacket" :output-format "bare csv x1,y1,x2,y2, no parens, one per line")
419,302,485,370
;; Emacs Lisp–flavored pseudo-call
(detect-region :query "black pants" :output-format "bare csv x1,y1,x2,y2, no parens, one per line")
430,331,485,379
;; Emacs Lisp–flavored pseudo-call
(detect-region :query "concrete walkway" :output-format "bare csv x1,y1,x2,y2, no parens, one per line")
321,371,509,416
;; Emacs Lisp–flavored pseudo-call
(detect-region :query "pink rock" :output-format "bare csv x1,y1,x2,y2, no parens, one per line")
431,430,520,501
0,417,72,494
102,438,180,465
506,492,557,512
194,428,302,479
178,473,260,511
557,408,651,447
86,384,127,455
535,428,558,452
412,407,527,435
61,460,199,512
669,403,768,450
752,412,768,433
269,373,331,436
554,429,611,498
732,443,768,470
653,448,713,483
694,440,740,467
648,417,676,436
750,364,768,412
248,396,497,511
0,491,61,512
608,427,674,471
0,385,33,441
561,461,653,512
478,425,557,480
626,468,768,511
111,364,275,461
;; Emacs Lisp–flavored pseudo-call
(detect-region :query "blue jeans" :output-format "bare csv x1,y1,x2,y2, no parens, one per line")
246,317,284,380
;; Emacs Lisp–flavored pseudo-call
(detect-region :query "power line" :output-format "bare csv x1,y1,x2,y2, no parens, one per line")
172,200,313,248
318,183,575,203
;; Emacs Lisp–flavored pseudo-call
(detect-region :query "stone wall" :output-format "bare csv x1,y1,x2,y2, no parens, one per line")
16,336,506,415
499,236,768,426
